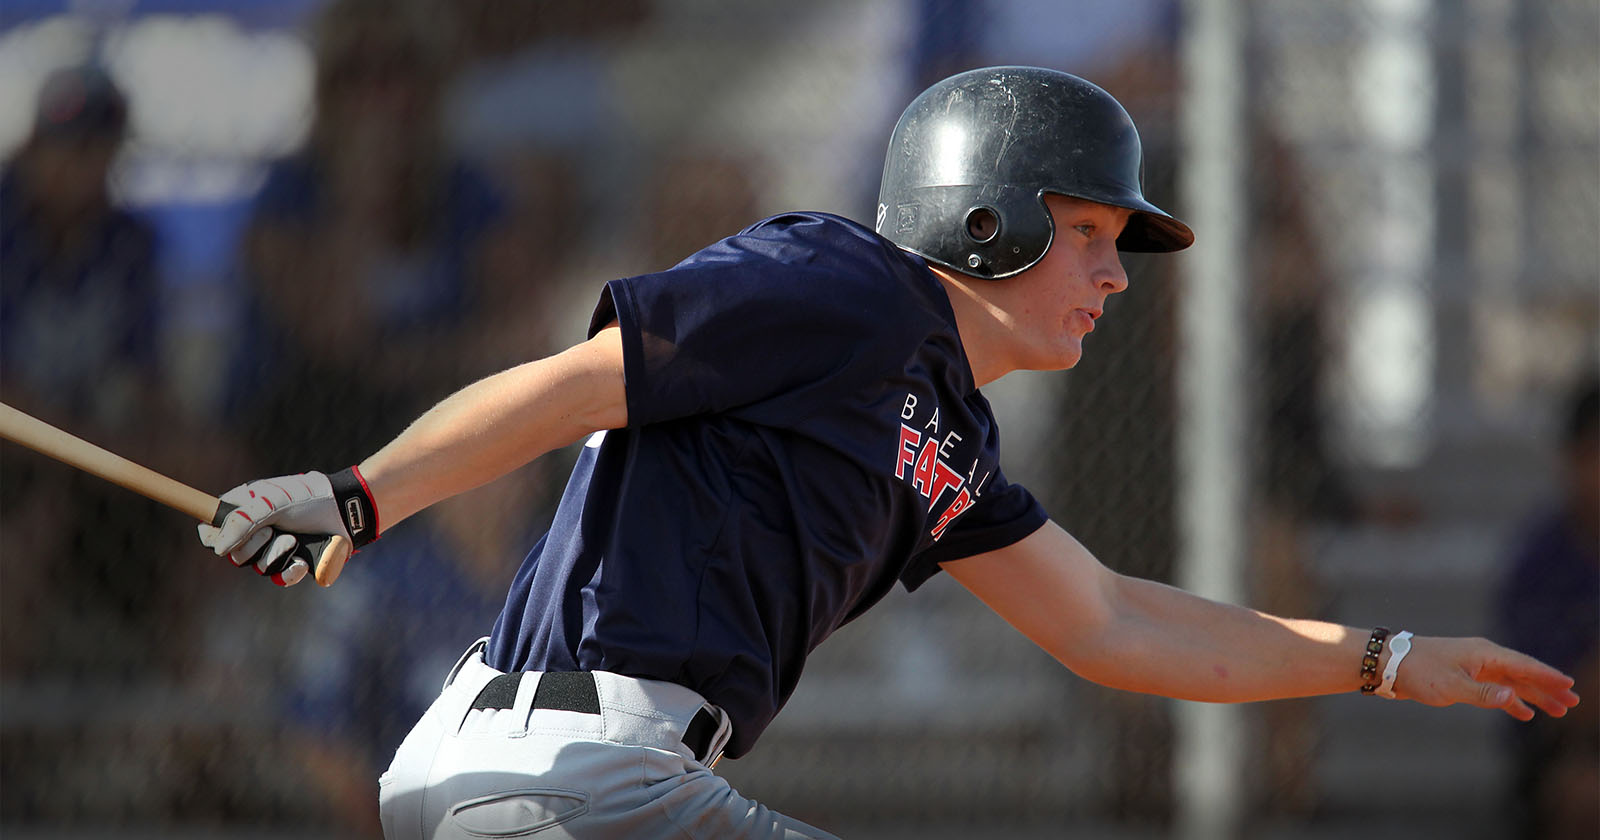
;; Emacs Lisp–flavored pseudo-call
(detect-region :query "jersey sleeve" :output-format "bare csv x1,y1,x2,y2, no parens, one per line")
589,215,934,426
899,471,1048,591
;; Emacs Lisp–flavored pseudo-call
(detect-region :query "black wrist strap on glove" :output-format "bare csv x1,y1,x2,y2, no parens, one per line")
328,466,381,548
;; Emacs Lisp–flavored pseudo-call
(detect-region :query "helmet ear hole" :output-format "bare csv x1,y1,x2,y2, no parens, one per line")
964,206,1000,243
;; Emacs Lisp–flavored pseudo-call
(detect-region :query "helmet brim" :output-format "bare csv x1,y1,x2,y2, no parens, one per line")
1040,188,1195,254
1118,209,1195,253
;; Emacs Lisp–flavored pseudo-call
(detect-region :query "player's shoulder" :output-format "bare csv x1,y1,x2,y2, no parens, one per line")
737,210,881,240
734,211,903,264
706,211,946,309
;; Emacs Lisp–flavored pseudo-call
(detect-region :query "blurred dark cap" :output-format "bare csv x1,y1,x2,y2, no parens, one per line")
32,64,128,141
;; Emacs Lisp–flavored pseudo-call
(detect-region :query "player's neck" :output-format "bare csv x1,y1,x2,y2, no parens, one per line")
928,265,1013,388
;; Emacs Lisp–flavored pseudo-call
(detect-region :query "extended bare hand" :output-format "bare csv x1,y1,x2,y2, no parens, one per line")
1394,636,1580,721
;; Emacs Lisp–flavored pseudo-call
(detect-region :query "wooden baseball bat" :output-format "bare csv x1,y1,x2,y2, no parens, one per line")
0,402,348,586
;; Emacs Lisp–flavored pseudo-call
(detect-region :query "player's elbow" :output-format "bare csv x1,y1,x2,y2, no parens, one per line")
1041,571,1155,690
559,327,630,433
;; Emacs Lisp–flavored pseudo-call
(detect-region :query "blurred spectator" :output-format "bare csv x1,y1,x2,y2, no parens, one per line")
1496,374,1600,840
224,1,571,831
0,64,154,433
442,0,648,354
0,63,197,678
233,0,524,471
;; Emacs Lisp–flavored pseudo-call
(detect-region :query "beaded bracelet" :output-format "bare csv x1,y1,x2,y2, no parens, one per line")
1359,626,1391,694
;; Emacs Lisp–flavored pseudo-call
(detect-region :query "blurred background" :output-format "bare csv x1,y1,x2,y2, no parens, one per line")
0,0,1595,838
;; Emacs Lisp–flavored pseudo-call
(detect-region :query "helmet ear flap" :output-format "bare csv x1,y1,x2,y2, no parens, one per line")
877,187,1053,278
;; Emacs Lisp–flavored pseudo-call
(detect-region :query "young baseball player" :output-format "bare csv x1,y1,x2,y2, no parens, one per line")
199,67,1580,839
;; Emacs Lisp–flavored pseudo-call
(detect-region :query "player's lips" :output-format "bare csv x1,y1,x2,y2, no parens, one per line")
1072,308,1100,331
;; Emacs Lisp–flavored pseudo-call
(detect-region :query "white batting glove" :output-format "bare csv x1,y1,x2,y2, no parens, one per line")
197,467,379,586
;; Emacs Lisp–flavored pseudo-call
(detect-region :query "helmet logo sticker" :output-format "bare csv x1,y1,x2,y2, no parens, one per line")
896,204,918,234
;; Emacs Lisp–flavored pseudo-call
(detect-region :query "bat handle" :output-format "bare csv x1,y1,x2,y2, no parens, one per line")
315,535,351,587
212,500,350,587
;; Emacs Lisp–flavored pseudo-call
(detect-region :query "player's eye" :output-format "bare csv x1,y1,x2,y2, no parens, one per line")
1074,223,1096,238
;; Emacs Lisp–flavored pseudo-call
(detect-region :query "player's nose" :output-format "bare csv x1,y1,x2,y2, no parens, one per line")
1096,252,1129,294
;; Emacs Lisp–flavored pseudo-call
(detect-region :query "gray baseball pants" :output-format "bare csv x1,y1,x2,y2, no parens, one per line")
377,638,840,839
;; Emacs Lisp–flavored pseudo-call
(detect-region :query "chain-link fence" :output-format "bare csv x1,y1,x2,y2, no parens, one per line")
1,1,1595,838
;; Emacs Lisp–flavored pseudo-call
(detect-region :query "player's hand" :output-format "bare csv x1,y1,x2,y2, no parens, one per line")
197,468,379,586
1390,635,1581,721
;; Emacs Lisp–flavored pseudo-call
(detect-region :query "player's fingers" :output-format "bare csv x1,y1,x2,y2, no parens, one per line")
1478,641,1573,682
227,528,274,568
197,522,221,549
1477,646,1580,714
252,532,299,579
271,557,309,587
279,534,331,586
1460,679,1528,719
1499,693,1535,722
212,483,287,554
1513,666,1579,701
1477,681,1513,708
212,504,267,555
1507,679,1577,719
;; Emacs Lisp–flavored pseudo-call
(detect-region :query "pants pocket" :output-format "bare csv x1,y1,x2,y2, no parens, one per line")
441,788,590,837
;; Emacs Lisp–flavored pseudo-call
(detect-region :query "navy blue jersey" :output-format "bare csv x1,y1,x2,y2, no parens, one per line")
486,212,1047,757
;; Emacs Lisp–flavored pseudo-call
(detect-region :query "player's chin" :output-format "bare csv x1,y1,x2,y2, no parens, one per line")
1048,336,1086,370
1027,343,1084,372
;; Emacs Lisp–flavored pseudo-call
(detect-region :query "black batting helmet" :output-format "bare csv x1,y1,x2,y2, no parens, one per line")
876,66,1193,279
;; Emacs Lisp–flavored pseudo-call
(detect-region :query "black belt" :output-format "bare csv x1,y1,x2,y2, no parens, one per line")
471,671,721,764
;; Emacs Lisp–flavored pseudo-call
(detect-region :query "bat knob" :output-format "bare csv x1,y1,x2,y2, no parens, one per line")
314,534,352,587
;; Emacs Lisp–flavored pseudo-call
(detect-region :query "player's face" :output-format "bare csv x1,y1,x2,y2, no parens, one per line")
1002,195,1132,370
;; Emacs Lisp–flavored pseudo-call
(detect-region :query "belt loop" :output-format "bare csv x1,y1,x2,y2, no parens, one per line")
511,669,540,736
710,707,732,764
444,637,490,690
699,705,733,768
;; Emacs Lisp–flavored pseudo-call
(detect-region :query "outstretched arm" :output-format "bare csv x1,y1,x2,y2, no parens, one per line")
360,325,626,528
198,326,626,584
941,520,1580,720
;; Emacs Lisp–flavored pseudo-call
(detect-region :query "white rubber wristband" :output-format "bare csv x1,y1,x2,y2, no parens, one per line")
1377,630,1413,699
